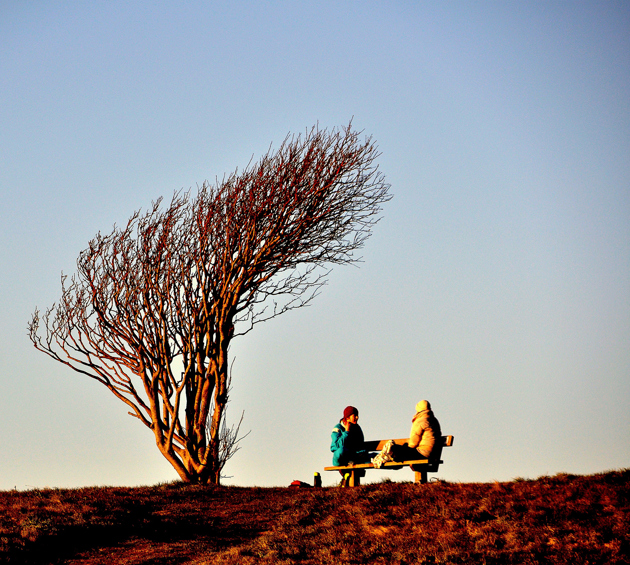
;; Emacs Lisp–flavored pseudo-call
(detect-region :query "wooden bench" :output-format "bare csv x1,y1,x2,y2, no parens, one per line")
324,435,454,486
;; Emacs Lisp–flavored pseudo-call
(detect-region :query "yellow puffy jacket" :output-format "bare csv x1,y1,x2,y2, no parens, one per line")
408,409,441,458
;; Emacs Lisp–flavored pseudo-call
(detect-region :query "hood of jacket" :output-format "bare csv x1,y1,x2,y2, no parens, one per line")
412,400,432,422
415,400,431,412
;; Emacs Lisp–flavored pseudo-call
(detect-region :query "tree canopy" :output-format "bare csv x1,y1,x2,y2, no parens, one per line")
29,124,391,484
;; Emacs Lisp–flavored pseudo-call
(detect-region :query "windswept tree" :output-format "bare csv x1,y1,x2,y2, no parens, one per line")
29,124,391,484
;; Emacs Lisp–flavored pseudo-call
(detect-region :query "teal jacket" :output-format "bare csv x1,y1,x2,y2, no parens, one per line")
331,420,366,466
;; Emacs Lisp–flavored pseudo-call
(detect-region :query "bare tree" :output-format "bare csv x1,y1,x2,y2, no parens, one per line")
28,123,391,484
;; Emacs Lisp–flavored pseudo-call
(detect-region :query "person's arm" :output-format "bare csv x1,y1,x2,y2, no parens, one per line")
331,424,349,452
408,418,422,449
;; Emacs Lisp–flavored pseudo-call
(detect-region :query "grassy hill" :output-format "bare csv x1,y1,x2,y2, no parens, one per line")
1,469,628,564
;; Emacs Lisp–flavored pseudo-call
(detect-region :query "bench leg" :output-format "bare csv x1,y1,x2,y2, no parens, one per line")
414,469,428,484
348,470,360,487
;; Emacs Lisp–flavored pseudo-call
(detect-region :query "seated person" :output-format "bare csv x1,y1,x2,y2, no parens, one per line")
330,405,369,467
408,400,442,458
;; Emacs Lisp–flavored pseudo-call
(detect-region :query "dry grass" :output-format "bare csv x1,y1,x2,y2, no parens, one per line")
1,470,628,564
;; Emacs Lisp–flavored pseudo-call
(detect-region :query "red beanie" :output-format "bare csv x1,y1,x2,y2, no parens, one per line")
343,406,358,420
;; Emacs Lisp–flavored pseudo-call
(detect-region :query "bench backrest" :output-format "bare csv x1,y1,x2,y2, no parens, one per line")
364,435,454,453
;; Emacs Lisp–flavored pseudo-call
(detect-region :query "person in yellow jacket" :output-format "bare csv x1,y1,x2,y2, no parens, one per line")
408,400,442,458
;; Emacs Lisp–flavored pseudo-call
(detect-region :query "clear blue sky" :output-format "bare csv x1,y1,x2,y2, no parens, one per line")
1,1,628,489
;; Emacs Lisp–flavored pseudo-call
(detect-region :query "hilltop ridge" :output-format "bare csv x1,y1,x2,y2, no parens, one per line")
1,469,628,564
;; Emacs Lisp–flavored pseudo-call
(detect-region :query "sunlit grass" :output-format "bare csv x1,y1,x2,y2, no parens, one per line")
1,470,628,564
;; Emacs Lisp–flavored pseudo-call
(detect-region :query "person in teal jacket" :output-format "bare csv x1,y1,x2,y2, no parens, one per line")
330,406,369,466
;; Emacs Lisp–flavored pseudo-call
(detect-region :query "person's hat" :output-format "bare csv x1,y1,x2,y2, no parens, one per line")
343,406,359,419
415,400,431,412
